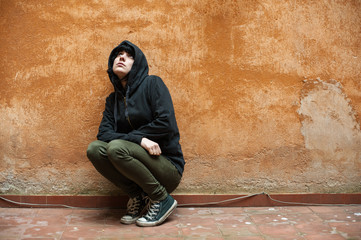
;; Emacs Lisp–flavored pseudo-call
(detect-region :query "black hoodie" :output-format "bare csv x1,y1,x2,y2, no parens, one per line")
96,40,185,175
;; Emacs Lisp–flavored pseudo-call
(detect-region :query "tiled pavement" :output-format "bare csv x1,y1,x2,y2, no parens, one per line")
0,205,360,239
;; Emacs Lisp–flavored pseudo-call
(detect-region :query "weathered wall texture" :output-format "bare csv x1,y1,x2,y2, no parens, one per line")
1,0,360,195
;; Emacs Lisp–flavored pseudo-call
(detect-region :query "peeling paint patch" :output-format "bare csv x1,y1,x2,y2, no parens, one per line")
298,78,361,156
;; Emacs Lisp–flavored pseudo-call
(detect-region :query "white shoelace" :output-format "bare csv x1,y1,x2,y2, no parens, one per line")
144,201,160,220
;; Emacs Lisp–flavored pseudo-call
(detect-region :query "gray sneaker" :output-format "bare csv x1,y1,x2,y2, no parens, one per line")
136,195,177,227
120,195,148,224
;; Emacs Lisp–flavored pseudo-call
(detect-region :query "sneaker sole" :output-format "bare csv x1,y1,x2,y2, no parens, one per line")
120,206,148,225
136,200,177,227
120,217,139,225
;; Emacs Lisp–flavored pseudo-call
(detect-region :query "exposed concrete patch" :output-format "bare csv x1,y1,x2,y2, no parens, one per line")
298,78,361,155
297,78,361,192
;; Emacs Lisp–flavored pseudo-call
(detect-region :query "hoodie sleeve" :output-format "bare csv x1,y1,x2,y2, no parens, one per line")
97,94,131,143
127,77,177,143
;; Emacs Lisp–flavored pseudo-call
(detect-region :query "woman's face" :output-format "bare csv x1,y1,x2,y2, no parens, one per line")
112,51,134,80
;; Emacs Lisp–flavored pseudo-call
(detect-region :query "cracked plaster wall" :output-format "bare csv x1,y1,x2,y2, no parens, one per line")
0,0,360,195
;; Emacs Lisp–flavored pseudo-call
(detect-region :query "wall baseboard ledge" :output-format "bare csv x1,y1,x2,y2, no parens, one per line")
1,193,360,209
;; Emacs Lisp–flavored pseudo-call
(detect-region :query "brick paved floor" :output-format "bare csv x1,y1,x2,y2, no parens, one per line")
0,205,360,239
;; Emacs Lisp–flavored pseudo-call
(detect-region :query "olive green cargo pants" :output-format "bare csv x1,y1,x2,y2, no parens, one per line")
86,139,181,201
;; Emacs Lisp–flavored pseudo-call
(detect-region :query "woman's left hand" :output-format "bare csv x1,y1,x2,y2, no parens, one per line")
141,137,162,156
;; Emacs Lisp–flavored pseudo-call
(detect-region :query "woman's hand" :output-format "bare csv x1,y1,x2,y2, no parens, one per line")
141,138,162,156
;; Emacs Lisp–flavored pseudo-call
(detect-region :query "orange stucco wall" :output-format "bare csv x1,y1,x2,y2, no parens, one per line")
1,0,360,195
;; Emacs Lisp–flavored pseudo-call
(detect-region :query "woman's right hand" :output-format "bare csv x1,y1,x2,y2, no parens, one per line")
141,137,162,156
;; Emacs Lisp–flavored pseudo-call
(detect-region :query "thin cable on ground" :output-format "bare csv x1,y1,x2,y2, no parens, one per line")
263,192,360,207
177,193,263,207
0,193,359,209
0,196,108,210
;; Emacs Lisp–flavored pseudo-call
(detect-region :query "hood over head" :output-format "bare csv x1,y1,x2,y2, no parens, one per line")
107,40,149,94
